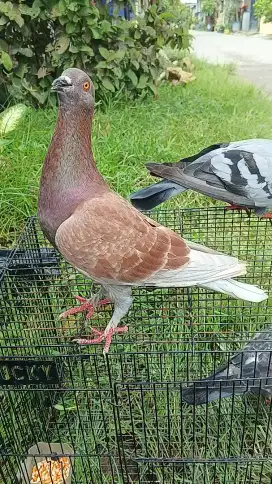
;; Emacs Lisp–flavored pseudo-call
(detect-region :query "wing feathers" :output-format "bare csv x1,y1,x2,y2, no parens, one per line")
144,140,272,209
55,192,267,302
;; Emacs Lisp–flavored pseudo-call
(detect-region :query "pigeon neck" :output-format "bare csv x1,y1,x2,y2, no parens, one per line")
38,104,107,245
50,104,95,182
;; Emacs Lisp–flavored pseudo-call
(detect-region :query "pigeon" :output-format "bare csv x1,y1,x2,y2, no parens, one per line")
182,325,272,405
38,68,267,353
130,140,272,218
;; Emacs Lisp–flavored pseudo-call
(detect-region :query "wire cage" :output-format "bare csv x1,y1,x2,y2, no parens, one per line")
0,207,272,484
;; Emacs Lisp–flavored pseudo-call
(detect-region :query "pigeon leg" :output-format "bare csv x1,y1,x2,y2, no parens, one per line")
59,287,110,320
260,212,272,219
224,204,251,216
73,286,133,354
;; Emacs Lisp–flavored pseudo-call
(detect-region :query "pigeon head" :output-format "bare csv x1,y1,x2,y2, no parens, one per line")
52,68,95,111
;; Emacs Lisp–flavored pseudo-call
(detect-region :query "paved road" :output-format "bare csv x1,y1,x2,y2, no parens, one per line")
192,31,272,94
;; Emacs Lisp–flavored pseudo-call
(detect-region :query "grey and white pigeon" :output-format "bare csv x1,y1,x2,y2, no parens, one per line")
38,69,267,354
182,325,272,405
130,140,272,218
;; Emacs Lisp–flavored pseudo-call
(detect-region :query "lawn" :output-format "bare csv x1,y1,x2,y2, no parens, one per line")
1,61,272,483
2,60,272,245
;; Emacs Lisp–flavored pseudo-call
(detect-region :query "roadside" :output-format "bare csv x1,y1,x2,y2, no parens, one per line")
192,30,272,95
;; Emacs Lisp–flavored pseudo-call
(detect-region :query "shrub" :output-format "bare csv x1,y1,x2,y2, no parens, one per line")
254,0,272,23
201,0,216,16
0,0,191,107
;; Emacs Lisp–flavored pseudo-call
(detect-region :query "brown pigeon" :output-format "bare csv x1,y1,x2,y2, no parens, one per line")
38,68,267,353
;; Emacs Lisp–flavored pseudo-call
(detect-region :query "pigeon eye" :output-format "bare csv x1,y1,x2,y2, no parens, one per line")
83,81,90,91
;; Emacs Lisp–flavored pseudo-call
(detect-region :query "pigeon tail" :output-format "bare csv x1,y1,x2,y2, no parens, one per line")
181,366,247,405
201,279,267,303
130,180,186,211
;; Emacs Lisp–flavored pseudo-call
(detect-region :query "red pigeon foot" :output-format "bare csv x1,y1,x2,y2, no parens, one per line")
224,204,251,216
59,295,110,320
265,398,271,405
73,326,128,354
261,212,272,219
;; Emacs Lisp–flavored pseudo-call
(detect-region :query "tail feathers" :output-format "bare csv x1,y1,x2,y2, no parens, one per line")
130,180,186,211
182,379,246,405
201,279,267,303
182,364,246,405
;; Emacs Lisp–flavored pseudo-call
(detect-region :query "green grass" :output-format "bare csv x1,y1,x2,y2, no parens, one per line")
2,60,272,245
2,61,272,483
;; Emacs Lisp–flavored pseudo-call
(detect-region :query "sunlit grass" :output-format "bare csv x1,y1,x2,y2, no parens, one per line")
2,60,272,245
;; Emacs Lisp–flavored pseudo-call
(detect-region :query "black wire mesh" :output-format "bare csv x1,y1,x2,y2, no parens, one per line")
0,207,272,483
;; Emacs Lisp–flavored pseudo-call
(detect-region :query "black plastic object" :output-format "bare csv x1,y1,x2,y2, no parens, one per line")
0,247,60,278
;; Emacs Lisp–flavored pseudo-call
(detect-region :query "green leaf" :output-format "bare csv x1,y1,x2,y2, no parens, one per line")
58,0,66,13
156,35,165,48
54,403,76,411
45,43,54,53
80,45,94,56
19,4,33,16
159,12,175,20
1,52,12,71
113,66,123,78
55,35,70,54
79,6,92,16
28,88,48,104
91,27,102,39
82,32,91,43
126,38,135,48
0,39,8,52
150,66,158,79
127,69,138,87
19,47,33,57
148,82,157,95
54,404,64,411
0,15,8,25
96,61,107,69
67,1,78,11
11,76,22,88
131,60,139,70
14,13,24,28
99,47,110,60
59,16,67,26
15,63,28,78
137,74,148,89
145,26,156,37
39,77,51,88
69,44,78,53
115,49,126,61
73,14,80,23
66,22,76,34
0,104,28,135
101,19,111,32
102,77,115,92
51,6,60,17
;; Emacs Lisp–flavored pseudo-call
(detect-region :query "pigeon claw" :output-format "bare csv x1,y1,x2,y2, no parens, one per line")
73,326,128,354
59,296,111,320
261,212,272,219
224,204,251,216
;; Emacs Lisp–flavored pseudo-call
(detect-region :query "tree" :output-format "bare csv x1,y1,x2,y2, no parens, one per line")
254,0,272,23
201,0,217,16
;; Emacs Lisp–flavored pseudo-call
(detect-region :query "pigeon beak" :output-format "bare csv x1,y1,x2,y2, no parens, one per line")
51,75,73,92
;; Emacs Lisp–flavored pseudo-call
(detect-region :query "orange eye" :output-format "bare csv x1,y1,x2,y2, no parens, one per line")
83,81,90,91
